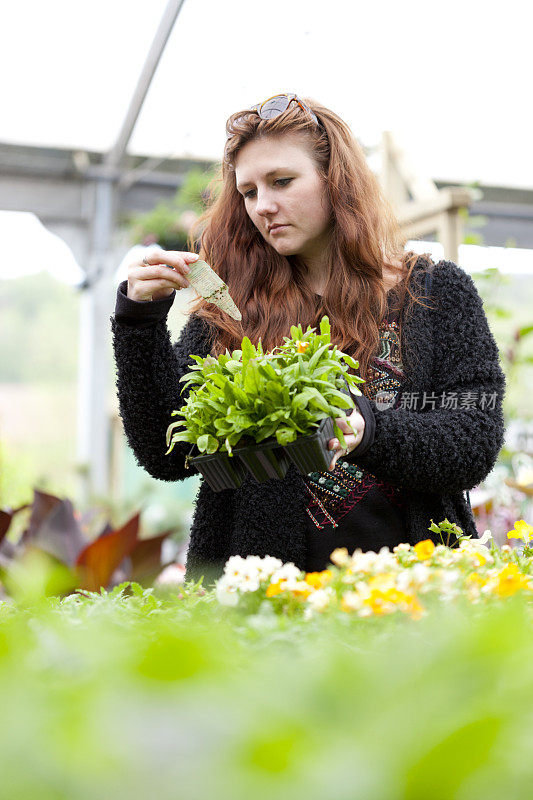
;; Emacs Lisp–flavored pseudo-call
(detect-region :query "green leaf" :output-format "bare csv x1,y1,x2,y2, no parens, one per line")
518,324,533,338
319,315,330,338
197,434,219,454
275,427,297,446
243,360,262,395
223,359,242,374
308,343,331,372
340,352,359,370
292,388,319,411
241,336,256,366
258,362,279,381
301,388,331,414
332,421,347,448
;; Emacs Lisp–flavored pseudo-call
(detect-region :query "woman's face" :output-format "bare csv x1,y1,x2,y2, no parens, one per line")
234,134,332,262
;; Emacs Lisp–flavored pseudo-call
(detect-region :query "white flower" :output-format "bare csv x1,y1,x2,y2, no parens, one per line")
341,590,364,611
257,556,283,580
224,555,249,579
349,550,378,573
479,530,493,545
374,551,397,571
215,575,239,606
330,547,350,567
395,569,412,592
440,568,461,587
270,563,303,588
306,588,332,611
411,564,431,585
437,568,461,601
393,543,411,553
224,555,284,585
353,581,371,600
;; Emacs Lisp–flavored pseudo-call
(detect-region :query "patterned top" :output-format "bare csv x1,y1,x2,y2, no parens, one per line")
303,304,406,533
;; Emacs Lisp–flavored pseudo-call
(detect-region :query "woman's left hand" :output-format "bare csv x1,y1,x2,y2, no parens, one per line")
327,406,365,471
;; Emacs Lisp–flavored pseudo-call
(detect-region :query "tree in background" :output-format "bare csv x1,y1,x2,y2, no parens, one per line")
127,166,219,251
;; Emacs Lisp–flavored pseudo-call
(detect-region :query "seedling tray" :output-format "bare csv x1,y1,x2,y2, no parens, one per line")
188,447,247,492
232,438,292,483
283,416,336,474
188,414,340,492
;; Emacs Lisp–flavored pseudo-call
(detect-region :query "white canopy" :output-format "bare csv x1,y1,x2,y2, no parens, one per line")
2,0,532,188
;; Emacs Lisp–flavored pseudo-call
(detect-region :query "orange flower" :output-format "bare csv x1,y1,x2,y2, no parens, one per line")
266,581,283,598
291,581,314,599
414,539,435,560
305,570,333,589
297,341,310,353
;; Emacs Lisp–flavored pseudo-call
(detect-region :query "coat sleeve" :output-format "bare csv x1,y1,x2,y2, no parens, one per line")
111,296,215,482
346,261,506,493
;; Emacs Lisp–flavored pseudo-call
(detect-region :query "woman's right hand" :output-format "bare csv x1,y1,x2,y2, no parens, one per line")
127,250,200,301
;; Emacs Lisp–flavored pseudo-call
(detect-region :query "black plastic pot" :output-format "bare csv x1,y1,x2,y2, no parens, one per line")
283,416,336,474
233,438,292,483
188,447,247,492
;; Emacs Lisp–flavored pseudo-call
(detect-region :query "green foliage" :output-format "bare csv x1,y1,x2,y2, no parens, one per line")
166,316,365,455
428,517,465,547
2,581,533,797
127,165,219,247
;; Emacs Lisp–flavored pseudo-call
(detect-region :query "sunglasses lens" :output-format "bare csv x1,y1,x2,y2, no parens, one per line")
258,95,290,119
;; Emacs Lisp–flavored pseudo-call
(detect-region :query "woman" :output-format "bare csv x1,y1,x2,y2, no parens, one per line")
112,93,505,583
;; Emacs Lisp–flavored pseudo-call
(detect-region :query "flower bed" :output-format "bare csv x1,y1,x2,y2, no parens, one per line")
214,520,533,619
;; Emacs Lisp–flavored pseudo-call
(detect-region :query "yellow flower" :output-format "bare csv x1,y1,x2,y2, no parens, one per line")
364,586,423,619
414,539,436,560
368,573,396,592
305,570,333,589
494,564,530,597
507,520,533,544
466,572,486,588
297,341,310,353
266,581,283,598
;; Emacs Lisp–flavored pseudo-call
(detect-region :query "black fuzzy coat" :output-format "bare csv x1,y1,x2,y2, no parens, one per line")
111,259,506,584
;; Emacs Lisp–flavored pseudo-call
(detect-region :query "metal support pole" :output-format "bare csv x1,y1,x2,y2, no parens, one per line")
77,0,188,504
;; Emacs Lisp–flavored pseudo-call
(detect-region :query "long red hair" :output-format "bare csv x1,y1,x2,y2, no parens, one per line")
186,96,432,380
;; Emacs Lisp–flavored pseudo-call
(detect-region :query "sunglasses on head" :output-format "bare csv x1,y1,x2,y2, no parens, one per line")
250,93,320,127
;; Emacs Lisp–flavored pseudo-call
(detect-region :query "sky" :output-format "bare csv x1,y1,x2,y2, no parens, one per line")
1,0,532,282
